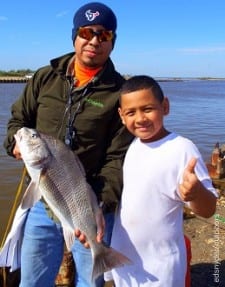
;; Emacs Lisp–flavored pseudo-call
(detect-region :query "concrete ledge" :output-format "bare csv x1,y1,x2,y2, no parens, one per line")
0,77,28,83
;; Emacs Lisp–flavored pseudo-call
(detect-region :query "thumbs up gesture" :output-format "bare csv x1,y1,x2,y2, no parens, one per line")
179,157,200,202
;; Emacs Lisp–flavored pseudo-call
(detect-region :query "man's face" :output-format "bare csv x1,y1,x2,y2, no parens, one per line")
74,25,113,69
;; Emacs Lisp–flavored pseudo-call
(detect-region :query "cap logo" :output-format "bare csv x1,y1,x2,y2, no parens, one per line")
85,9,100,21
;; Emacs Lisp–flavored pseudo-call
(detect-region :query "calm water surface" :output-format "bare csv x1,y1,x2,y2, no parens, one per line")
0,80,225,240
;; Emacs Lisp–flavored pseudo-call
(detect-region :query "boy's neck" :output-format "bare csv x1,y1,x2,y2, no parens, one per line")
140,128,170,143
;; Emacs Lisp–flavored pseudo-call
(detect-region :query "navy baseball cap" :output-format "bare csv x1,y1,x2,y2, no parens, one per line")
72,2,117,42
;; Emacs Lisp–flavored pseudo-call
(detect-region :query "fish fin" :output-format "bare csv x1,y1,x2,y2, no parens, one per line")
0,204,29,271
91,243,132,281
62,226,76,251
21,171,42,209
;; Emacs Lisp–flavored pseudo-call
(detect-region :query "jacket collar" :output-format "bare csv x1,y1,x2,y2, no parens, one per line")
50,52,117,87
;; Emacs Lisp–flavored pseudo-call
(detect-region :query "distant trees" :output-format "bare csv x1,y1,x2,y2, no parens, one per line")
0,69,35,77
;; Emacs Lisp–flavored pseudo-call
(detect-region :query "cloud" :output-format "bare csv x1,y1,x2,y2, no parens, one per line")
177,46,225,55
56,10,69,18
0,16,8,21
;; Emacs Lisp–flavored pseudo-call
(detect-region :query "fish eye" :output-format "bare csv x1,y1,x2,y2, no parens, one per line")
31,133,38,138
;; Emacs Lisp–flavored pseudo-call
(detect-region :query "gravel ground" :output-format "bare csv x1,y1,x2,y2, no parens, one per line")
184,188,225,287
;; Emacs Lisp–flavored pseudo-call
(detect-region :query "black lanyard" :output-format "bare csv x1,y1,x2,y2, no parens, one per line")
65,80,92,149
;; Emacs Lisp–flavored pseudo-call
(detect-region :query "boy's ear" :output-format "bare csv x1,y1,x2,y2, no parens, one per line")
118,107,126,125
163,97,170,115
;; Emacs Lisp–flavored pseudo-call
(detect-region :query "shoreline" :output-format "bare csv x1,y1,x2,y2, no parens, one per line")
1,76,225,84
0,77,28,83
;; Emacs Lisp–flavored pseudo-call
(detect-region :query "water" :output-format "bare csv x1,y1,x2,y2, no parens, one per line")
161,80,225,160
0,80,225,242
0,83,25,243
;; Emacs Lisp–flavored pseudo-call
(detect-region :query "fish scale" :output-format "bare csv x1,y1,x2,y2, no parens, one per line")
39,145,97,237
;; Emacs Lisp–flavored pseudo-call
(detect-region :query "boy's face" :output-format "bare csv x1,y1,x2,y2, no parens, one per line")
118,88,169,142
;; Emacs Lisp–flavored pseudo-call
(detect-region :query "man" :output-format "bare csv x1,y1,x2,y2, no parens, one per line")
4,2,133,286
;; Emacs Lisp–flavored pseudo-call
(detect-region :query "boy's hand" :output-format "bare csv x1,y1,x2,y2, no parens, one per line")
179,157,200,202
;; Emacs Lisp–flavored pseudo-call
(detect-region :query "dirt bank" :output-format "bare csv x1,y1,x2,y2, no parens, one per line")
184,190,225,287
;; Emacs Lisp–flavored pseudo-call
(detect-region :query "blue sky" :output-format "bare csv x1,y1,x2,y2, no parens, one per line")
0,0,225,77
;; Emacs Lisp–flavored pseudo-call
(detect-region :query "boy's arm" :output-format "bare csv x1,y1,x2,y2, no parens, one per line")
179,157,217,218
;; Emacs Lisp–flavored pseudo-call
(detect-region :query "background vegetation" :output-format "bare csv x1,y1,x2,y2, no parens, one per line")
0,70,35,77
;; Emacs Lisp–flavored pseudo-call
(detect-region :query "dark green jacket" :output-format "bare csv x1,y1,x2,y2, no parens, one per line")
4,52,134,212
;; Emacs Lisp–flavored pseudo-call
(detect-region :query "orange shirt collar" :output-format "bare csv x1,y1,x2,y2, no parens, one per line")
74,61,102,87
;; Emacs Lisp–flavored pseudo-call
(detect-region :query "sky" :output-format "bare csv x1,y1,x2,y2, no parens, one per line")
0,0,225,78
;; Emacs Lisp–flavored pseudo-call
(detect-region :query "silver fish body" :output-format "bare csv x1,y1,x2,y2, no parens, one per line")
14,127,131,280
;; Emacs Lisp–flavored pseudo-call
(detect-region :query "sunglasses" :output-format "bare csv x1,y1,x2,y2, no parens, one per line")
77,27,114,43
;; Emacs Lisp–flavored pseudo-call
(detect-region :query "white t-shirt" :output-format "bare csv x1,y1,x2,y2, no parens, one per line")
107,133,217,287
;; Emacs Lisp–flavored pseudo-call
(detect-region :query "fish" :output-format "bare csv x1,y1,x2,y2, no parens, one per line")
12,127,131,279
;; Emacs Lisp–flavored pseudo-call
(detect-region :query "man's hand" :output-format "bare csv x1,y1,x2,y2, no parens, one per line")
179,157,201,202
13,142,22,159
75,207,105,248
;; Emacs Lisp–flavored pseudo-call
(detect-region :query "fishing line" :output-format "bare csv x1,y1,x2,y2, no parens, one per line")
0,166,26,287
0,166,27,249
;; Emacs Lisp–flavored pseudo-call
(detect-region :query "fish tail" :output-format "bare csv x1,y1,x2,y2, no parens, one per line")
91,244,132,281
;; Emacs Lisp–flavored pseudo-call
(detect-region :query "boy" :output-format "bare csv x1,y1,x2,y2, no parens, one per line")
105,75,217,286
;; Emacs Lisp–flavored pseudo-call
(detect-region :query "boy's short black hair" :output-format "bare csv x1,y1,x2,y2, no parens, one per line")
120,75,164,103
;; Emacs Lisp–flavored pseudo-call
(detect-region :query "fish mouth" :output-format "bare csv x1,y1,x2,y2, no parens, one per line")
14,129,26,144
14,133,20,143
